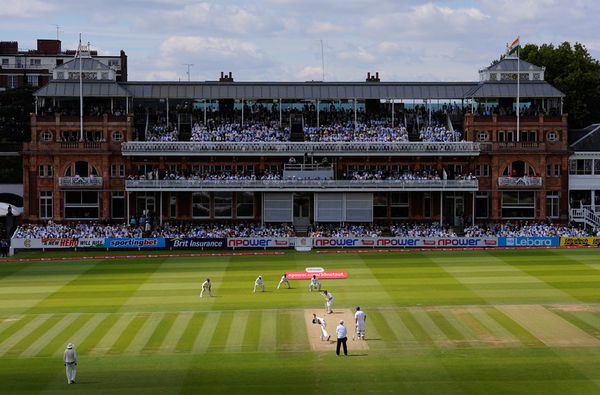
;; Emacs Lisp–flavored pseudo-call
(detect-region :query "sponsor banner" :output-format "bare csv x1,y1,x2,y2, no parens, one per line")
499,237,560,247
105,238,166,248
227,238,291,248
312,237,498,248
167,238,227,249
285,271,348,280
305,267,324,273
11,238,105,249
560,237,600,246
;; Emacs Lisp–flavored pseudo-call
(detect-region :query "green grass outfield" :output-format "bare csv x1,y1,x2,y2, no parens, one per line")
1,248,600,394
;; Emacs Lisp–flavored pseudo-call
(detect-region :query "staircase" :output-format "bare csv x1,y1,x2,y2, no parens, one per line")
570,207,600,231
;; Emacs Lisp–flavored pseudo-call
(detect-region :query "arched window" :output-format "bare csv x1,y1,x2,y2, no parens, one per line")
64,161,99,177
503,160,537,177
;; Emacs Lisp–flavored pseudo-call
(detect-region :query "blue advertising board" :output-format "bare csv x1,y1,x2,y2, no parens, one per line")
105,238,166,248
498,237,560,247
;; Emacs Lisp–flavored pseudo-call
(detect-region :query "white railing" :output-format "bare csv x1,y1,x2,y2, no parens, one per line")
125,178,478,191
59,176,103,187
570,207,600,230
498,176,543,187
121,141,480,156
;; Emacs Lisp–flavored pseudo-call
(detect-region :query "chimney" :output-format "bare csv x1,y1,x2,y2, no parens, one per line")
220,71,224,79
219,72,234,82
367,72,371,79
229,72,232,79
375,72,379,80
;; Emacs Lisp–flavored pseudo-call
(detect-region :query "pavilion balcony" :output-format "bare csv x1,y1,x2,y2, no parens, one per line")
125,178,478,192
497,176,542,188
120,141,480,157
58,176,103,187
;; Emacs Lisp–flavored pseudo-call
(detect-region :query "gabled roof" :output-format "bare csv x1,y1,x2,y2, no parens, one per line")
56,57,111,71
465,81,564,98
570,124,600,151
484,57,544,72
34,80,131,97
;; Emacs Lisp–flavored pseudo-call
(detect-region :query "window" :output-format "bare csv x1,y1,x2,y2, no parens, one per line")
423,192,431,218
41,130,53,142
27,75,39,86
476,192,489,218
533,73,541,80
547,164,561,177
373,193,388,218
56,59,64,66
47,165,53,177
64,191,99,219
56,72,64,79
391,192,409,218
39,191,53,219
502,191,535,218
498,130,514,142
475,164,490,177
38,165,45,177
477,131,488,141
520,130,537,142
214,192,232,218
111,192,125,219
547,131,558,142
112,131,123,142
192,192,210,218
489,73,497,81
1,58,8,66
569,159,593,175
236,192,254,218
108,60,119,68
30,59,41,66
546,191,560,218
110,164,125,178
101,72,109,80
8,75,18,88
168,164,178,173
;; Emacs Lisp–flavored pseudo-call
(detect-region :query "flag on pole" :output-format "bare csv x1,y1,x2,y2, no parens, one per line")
507,36,520,56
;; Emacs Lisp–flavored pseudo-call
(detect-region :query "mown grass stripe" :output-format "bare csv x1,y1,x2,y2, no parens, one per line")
368,309,399,347
379,308,418,346
427,310,469,348
175,312,207,353
397,310,434,346
124,313,164,355
43,313,98,357
225,310,249,353
469,307,521,344
0,316,22,338
142,313,179,354
206,312,233,353
109,313,151,354
241,311,261,352
0,314,52,356
290,310,309,351
276,310,296,352
258,310,277,352
51,313,108,357
408,308,452,348
70,313,115,354
20,313,80,357
438,309,479,347
5,314,63,356
456,309,516,348
89,313,135,355
159,311,194,354
551,310,600,339
191,312,220,353
484,307,544,347
570,311,600,332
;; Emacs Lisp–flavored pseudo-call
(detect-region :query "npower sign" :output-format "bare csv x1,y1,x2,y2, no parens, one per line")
227,238,290,248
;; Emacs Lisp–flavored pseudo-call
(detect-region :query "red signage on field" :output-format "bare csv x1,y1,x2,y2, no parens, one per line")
285,271,348,280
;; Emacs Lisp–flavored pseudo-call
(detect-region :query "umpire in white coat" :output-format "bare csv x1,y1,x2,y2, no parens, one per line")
63,343,77,384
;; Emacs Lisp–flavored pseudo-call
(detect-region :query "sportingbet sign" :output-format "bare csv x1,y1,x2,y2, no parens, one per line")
105,238,166,248
312,237,498,248
227,238,290,248
499,237,559,247
285,270,348,279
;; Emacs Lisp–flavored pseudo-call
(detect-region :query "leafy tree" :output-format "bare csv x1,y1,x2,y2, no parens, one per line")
0,84,35,143
519,42,600,128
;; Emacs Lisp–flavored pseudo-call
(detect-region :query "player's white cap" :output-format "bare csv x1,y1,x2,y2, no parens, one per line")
67,343,73,349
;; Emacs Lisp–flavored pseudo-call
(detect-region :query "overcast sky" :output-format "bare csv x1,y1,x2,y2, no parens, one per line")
1,0,597,82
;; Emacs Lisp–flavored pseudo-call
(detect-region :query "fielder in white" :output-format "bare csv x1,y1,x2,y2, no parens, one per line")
309,274,321,292
312,313,331,341
354,306,367,340
277,273,290,289
323,290,334,314
63,343,77,384
253,275,265,293
200,278,213,297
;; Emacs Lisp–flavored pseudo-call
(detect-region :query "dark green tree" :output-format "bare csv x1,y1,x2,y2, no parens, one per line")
518,42,600,128
0,84,35,143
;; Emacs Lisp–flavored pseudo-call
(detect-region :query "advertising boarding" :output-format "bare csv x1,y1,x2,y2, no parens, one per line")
105,238,166,248
499,237,560,247
312,237,498,248
167,238,227,248
560,237,600,246
227,238,291,248
10,238,105,249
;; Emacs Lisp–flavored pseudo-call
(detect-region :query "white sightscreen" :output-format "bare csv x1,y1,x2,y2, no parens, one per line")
315,193,373,222
345,193,373,222
263,193,293,222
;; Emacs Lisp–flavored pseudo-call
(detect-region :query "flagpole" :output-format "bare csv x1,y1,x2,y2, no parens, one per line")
79,33,84,142
516,36,520,143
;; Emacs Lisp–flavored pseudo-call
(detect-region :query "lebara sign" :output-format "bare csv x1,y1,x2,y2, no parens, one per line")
105,238,166,248
499,237,559,247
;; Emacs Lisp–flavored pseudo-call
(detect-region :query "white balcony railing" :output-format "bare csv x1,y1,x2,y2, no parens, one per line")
125,179,478,191
121,141,480,156
497,176,543,187
59,176,103,187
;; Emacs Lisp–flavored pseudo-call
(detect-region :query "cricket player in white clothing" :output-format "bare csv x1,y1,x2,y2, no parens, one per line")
200,278,213,297
354,306,367,340
312,313,330,340
309,274,321,292
63,343,77,384
323,290,334,314
253,275,266,292
277,273,290,289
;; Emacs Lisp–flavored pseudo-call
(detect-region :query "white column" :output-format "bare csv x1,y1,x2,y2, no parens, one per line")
126,192,130,221
391,100,394,127
316,99,319,127
241,99,244,126
279,99,282,127
472,191,476,226
353,99,357,130
203,100,207,125
440,191,443,226
159,192,163,226
166,98,169,126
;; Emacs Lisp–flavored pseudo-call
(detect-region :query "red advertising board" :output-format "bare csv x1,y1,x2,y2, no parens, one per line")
285,271,348,280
